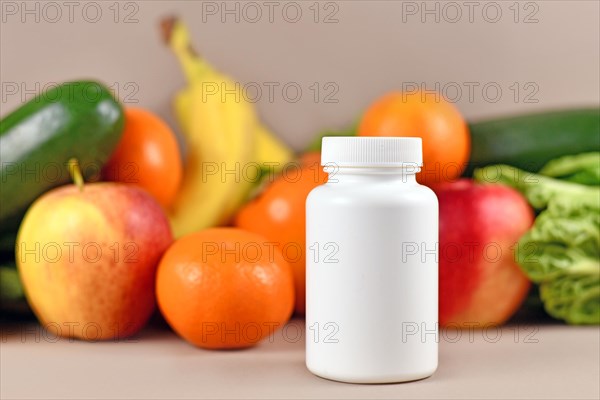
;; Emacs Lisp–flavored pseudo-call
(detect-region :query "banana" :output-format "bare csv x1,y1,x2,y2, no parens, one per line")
164,18,255,237
162,18,294,238
253,123,294,170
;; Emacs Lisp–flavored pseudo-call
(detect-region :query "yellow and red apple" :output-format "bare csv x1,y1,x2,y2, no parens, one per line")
16,182,173,340
434,179,534,327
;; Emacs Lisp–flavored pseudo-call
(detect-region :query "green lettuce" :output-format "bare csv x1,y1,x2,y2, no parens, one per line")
475,153,600,325
539,152,600,186
474,164,597,209
540,269,600,324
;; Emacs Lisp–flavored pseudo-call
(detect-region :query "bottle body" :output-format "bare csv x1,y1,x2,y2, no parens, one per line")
306,168,438,383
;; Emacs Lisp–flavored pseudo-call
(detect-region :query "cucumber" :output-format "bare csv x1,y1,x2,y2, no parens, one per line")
465,108,600,175
0,80,124,231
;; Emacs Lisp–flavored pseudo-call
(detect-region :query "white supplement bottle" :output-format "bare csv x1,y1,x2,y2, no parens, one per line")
305,137,438,383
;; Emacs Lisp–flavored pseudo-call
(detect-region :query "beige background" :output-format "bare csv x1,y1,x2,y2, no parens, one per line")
1,0,599,150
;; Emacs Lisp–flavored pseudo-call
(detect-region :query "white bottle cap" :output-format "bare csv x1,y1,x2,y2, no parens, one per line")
321,137,423,167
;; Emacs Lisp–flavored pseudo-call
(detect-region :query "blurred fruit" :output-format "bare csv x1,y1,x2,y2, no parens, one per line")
434,179,533,326
299,151,321,169
162,18,293,237
156,228,294,349
102,108,182,209
235,161,328,314
254,124,294,169
16,161,173,340
358,91,470,185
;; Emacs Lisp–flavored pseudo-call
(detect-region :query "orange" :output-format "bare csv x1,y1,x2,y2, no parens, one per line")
358,91,470,186
299,151,322,170
235,159,328,314
156,228,294,349
102,108,183,209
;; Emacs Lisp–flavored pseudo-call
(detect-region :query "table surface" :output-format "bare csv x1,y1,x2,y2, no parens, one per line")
1,319,599,400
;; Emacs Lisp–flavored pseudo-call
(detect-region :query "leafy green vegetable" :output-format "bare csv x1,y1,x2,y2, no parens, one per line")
475,153,600,325
539,152,600,186
540,270,599,324
474,164,597,209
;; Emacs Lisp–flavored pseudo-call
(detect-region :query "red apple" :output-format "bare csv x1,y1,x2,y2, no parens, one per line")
16,182,173,340
434,179,533,327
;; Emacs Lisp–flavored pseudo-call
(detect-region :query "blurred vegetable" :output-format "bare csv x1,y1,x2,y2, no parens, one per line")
102,108,183,209
0,261,31,316
517,198,598,282
0,80,125,234
0,232,17,255
475,164,597,209
475,153,600,325
465,109,600,175
358,91,470,186
0,262,23,301
540,270,599,325
539,152,600,186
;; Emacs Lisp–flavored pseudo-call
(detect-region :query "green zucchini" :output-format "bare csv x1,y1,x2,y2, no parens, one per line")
465,108,600,175
0,80,124,231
